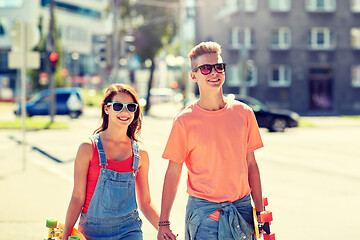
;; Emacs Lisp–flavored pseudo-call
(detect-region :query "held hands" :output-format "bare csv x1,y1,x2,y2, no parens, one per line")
157,221,178,240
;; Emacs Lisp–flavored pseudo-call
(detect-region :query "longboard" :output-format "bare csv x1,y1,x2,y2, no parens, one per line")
45,218,86,240
253,197,276,240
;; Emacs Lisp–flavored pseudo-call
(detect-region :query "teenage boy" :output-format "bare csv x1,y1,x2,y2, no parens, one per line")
157,41,264,240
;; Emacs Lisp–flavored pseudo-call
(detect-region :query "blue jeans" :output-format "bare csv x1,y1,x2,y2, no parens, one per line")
194,217,219,240
185,195,254,240
79,134,143,239
79,211,142,240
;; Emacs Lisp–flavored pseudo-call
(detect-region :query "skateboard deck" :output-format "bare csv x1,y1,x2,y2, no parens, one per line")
45,218,86,240
253,197,276,240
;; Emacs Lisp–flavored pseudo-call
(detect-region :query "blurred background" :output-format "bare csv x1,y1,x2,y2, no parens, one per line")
0,1,360,240
0,0,359,116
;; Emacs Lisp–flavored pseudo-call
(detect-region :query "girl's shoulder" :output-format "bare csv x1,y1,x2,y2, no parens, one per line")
77,138,94,158
79,137,93,148
136,141,149,156
135,141,149,168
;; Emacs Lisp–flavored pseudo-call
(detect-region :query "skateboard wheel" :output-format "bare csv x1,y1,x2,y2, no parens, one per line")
46,218,58,228
260,211,273,222
263,197,268,207
68,237,80,240
264,233,275,240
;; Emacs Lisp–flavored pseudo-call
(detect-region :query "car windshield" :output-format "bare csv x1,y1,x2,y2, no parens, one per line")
247,98,268,112
28,92,44,103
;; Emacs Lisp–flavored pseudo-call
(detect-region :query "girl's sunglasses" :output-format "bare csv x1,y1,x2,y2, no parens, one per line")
192,63,226,75
107,102,138,113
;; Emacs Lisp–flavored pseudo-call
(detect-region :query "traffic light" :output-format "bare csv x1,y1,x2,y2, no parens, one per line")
49,52,58,72
95,35,112,68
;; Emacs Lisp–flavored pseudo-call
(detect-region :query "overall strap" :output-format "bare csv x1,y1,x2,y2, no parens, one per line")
93,134,108,167
131,139,140,172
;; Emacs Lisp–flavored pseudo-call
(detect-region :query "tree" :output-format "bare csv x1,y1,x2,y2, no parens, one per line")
117,0,179,114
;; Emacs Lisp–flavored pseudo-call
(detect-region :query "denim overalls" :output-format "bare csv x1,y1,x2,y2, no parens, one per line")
185,194,254,240
78,134,143,240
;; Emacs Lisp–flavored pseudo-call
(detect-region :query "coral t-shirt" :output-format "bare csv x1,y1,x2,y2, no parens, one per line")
82,137,133,214
162,100,264,204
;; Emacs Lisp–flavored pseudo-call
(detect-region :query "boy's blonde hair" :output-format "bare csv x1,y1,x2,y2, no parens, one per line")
188,41,222,70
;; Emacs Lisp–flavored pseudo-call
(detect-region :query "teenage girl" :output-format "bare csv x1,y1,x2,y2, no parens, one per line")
63,84,159,239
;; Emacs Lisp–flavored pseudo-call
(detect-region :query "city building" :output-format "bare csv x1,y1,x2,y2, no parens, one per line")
0,0,108,99
194,0,360,115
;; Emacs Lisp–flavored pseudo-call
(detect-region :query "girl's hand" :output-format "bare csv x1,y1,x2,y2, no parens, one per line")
157,225,178,240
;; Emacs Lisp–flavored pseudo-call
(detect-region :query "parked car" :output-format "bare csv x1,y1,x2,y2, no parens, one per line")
227,94,299,132
139,88,184,107
14,88,84,118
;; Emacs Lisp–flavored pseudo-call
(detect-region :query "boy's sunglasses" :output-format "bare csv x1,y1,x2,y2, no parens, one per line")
107,102,138,113
192,63,226,75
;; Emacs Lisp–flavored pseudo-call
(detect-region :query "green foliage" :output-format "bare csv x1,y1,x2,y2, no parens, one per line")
340,115,360,119
82,88,104,107
0,118,68,129
298,118,315,128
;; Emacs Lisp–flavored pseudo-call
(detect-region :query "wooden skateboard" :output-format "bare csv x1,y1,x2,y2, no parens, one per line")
45,218,86,240
253,197,275,240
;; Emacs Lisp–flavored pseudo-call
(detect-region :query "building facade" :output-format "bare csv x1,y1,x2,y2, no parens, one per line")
0,0,108,99
194,0,360,115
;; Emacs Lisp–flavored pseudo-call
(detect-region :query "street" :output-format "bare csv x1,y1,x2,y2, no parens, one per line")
0,103,359,240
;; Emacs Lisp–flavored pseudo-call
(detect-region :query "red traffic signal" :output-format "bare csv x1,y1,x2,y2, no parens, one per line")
49,52,58,62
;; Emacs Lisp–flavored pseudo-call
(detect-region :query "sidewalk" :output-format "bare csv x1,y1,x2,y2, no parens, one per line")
0,130,73,239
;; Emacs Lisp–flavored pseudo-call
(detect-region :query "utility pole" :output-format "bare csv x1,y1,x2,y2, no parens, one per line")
111,0,120,83
239,1,248,97
47,0,56,122
9,20,40,171
180,0,194,105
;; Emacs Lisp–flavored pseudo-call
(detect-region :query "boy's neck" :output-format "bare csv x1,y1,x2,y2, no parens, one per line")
197,90,226,111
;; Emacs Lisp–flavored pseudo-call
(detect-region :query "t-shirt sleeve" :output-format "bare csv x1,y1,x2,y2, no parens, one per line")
247,108,264,153
162,118,187,164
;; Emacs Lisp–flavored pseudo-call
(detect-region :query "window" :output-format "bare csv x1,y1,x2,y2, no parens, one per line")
0,53,7,71
351,65,360,87
351,0,360,12
63,25,88,42
308,28,336,50
230,27,255,49
217,0,241,19
269,0,291,12
270,27,291,49
217,0,257,19
351,28,360,49
243,0,257,12
305,0,336,12
41,0,101,19
0,17,8,36
227,64,257,87
269,65,291,87
227,65,241,87
0,23,5,36
225,0,240,8
0,0,24,8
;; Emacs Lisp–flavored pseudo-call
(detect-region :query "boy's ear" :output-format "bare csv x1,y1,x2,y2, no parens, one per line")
190,72,196,81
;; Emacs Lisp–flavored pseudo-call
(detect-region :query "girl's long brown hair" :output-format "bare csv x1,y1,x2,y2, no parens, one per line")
93,84,142,141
